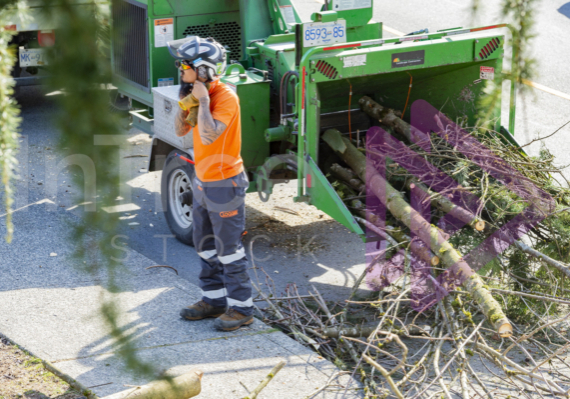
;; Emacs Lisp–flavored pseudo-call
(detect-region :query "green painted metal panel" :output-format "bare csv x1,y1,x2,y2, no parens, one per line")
346,21,382,42
308,37,505,84
305,156,365,237
152,0,173,16
239,0,273,48
220,70,271,170
176,12,243,61
328,0,373,28
266,0,301,34
168,0,239,16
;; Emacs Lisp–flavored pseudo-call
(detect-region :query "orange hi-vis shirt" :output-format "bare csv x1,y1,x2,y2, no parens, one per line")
193,80,244,182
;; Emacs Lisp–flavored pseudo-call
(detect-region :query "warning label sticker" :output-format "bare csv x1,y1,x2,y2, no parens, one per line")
333,0,371,11
391,50,425,68
280,6,296,26
154,18,173,48
158,77,174,87
480,66,495,80
344,54,366,68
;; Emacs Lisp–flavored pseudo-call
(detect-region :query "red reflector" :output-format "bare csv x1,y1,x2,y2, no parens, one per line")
5,25,16,31
38,30,56,47
323,43,361,51
307,174,312,188
470,24,506,32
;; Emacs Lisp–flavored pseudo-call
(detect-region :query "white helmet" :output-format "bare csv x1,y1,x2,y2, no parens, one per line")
167,36,227,81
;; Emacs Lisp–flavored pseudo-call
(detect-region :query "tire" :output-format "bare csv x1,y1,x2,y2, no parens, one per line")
161,150,195,246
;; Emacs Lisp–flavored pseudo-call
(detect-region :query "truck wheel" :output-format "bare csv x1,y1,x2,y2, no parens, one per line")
161,150,195,246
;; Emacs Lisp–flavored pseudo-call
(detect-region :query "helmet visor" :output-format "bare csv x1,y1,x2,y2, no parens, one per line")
167,37,200,60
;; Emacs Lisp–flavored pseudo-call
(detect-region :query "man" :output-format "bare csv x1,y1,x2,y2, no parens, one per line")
167,36,254,331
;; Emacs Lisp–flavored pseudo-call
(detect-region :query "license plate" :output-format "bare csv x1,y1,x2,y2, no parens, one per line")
303,20,347,48
19,48,48,67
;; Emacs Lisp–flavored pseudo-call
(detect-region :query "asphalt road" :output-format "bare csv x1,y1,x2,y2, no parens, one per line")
3,1,570,304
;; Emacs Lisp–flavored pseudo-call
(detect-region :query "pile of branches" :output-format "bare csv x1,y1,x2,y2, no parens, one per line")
253,278,570,398
253,97,570,398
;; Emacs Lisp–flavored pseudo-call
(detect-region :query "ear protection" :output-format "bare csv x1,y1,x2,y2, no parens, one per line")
197,65,215,82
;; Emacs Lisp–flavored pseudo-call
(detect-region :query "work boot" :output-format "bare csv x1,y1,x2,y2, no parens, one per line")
180,300,225,320
214,309,254,331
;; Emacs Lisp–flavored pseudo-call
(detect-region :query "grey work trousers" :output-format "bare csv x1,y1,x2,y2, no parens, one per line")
192,171,253,316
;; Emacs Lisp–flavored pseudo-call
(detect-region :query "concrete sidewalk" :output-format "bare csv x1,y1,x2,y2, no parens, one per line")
0,204,359,398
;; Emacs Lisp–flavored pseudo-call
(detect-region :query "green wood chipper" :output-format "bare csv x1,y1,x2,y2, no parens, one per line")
110,0,518,244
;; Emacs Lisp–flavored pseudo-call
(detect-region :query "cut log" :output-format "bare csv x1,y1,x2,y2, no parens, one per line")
331,163,366,192
101,369,203,399
323,324,431,338
359,96,414,141
323,128,512,337
406,179,485,231
356,216,440,267
349,199,439,266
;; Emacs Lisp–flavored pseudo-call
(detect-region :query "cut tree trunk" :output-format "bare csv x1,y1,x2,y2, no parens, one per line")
101,369,203,399
323,324,431,338
323,128,512,337
359,96,414,141
356,216,440,267
331,163,366,192
405,178,485,231
350,199,440,266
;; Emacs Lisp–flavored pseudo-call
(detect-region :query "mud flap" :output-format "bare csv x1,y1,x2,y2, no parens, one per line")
304,155,365,238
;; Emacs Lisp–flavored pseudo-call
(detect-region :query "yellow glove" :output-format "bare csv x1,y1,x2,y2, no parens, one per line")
178,83,210,127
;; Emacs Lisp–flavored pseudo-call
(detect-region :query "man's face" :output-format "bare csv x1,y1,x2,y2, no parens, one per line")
180,63,197,84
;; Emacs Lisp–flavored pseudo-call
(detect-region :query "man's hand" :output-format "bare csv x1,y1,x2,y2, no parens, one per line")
192,81,209,100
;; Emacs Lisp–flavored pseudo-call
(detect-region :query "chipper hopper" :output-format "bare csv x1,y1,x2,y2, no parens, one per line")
110,0,518,243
